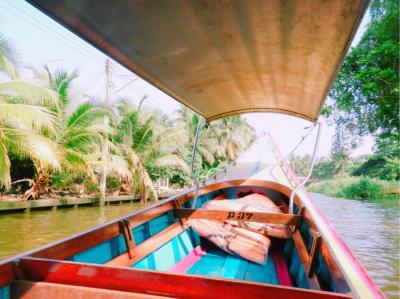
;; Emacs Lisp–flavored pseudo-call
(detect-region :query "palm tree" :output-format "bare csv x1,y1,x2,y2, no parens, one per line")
24,66,113,199
0,34,61,191
174,106,224,166
113,99,189,205
213,116,255,161
173,107,256,182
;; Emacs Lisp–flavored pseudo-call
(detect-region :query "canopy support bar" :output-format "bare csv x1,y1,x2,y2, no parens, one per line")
289,122,322,214
191,119,204,208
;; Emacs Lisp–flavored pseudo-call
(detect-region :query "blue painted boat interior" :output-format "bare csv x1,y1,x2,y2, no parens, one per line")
65,186,336,291
0,286,9,299
186,240,279,285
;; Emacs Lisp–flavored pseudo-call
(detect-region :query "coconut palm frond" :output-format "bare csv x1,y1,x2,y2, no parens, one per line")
0,34,19,79
90,158,131,178
86,122,117,136
62,149,88,170
67,102,112,129
83,152,102,161
114,117,133,145
0,140,11,188
2,127,61,170
60,149,95,182
197,145,215,165
62,130,103,153
154,154,190,173
0,80,59,108
48,67,78,106
0,103,58,135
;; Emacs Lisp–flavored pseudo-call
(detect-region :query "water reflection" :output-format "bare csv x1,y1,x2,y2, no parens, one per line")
0,202,141,259
313,193,400,299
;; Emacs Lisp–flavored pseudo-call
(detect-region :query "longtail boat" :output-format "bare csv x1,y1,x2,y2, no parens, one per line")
0,1,386,298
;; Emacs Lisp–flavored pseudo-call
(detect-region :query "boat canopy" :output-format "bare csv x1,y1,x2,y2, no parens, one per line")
28,0,368,122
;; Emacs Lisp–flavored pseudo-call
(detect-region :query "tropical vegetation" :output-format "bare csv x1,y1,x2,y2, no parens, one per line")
0,34,255,204
308,176,398,200
305,0,399,200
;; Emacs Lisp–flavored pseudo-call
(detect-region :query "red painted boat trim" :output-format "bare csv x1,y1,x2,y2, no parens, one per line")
169,245,206,273
16,257,352,299
271,250,292,287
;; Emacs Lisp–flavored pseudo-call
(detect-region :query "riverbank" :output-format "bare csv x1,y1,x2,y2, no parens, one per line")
0,191,178,213
0,195,141,213
309,176,399,200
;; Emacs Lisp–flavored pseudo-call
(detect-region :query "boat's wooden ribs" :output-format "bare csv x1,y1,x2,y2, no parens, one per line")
106,222,188,268
16,257,352,299
292,230,321,290
119,219,136,259
173,208,301,226
308,231,322,278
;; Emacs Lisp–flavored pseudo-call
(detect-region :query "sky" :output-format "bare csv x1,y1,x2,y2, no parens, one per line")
0,0,374,158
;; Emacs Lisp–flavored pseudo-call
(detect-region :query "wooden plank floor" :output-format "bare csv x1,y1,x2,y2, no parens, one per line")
186,241,279,285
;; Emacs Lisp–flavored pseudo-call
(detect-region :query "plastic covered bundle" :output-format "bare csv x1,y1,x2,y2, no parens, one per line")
202,194,288,238
191,219,270,265
190,193,288,264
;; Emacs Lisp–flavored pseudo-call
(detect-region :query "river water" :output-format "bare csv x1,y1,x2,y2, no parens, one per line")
0,194,398,297
313,193,399,298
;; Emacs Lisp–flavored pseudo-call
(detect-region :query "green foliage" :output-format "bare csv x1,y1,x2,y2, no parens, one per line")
328,0,399,144
311,159,336,181
290,155,311,176
106,176,120,189
341,178,383,200
309,176,398,200
50,171,99,194
292,153,357,182
352,144,400,180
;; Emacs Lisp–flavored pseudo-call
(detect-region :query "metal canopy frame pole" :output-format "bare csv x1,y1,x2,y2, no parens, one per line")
289,122,322,214
190,119,205,208
286,125,317,160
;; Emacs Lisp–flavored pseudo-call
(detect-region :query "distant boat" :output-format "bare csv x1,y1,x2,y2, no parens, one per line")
0,1,385,298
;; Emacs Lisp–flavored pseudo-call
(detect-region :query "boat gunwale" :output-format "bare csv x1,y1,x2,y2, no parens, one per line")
12,256,353,299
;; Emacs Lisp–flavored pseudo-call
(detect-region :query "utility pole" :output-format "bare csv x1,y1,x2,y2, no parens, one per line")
100,59,112,205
